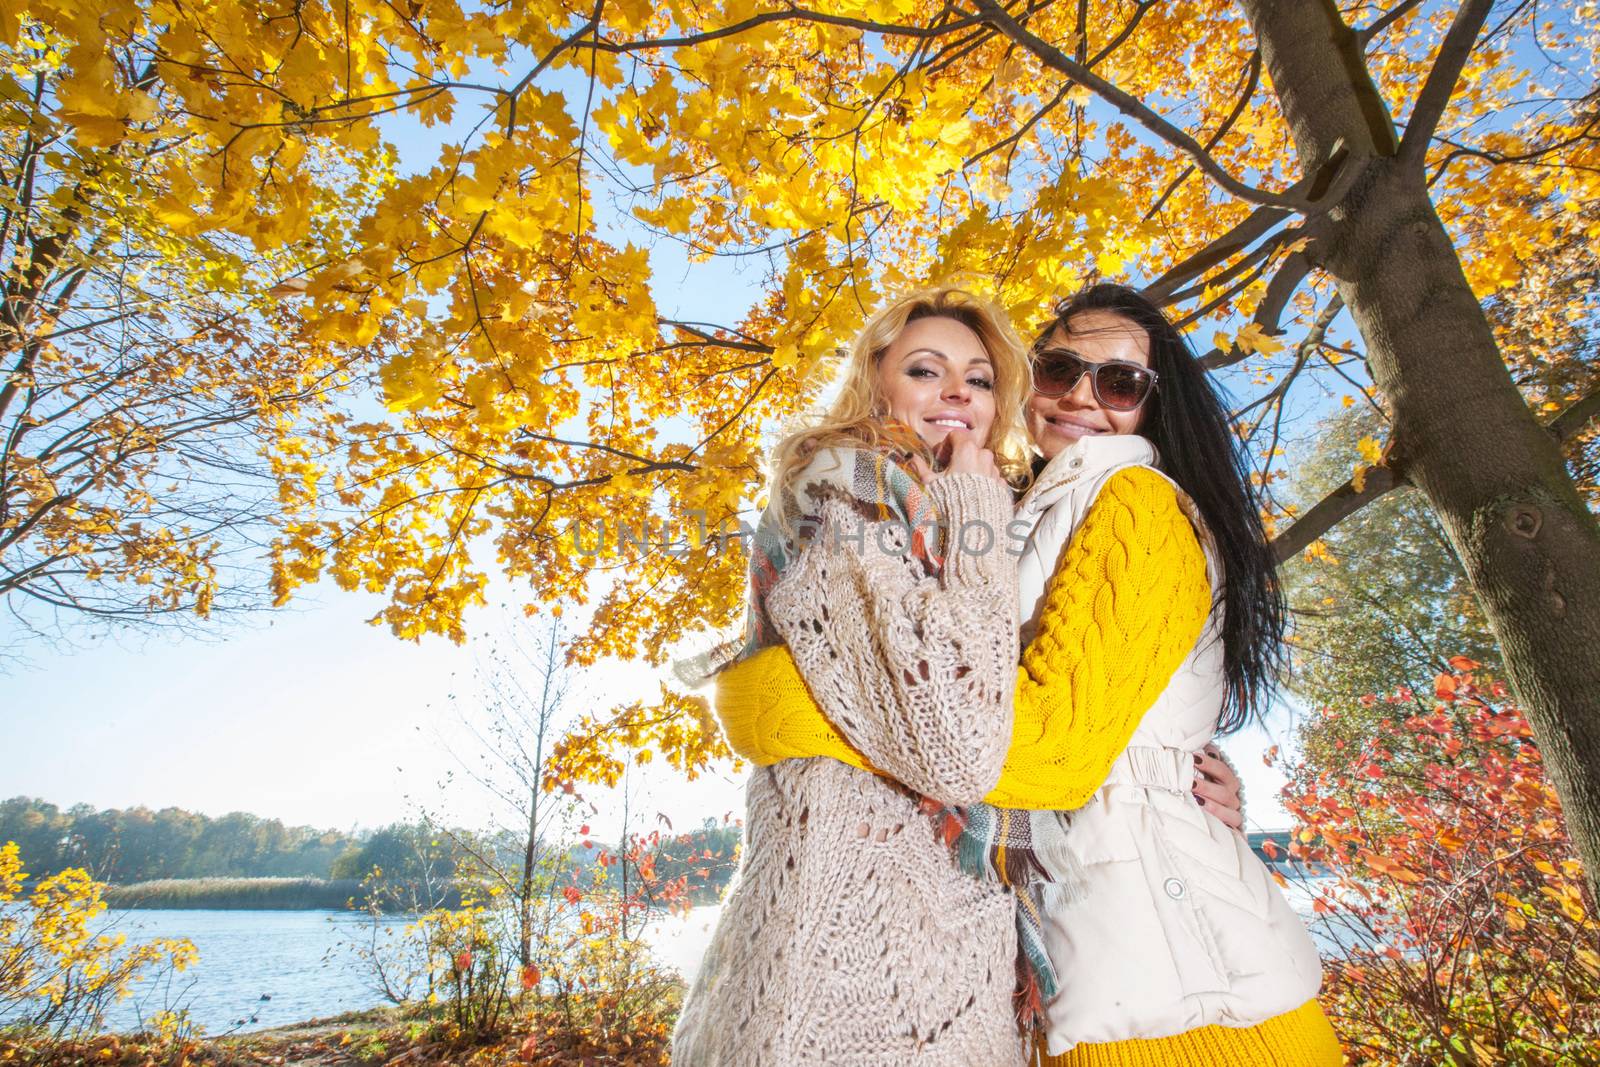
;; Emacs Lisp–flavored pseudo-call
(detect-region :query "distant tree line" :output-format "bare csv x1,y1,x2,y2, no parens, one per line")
0,797,360,883
1,798,742,904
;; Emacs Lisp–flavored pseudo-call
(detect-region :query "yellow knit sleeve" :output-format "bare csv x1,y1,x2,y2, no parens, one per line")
988,467,1210,809
711,468,1212,809
712,642,874,774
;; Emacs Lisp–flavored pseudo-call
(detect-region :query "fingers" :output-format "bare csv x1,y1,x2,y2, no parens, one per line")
1192,776,1235,807
1193,745,1244,832
1197,797,1244,832
1193,752,1236,787
937,431,1002,480
909,455,937,484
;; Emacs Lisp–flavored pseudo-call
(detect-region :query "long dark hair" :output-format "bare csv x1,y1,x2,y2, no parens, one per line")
1036,284,1286,734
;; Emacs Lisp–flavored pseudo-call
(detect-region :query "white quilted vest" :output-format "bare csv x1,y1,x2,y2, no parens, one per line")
1012,436,1323,1054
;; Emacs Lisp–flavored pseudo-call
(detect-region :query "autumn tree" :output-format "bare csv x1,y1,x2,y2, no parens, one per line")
11,3,1599,886
1282,666,1598,1063
1282,408,1502,756
423,617,579,969
0,1,395,646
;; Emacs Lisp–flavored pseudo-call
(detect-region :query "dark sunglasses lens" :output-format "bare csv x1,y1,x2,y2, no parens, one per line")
1035,354,1084,396
1096,364,1152,410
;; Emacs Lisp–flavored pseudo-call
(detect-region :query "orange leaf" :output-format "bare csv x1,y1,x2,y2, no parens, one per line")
1446,655,1480,671
1361,850,1425,883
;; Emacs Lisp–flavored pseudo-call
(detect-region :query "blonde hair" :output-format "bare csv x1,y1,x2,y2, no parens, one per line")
768,286,1032,501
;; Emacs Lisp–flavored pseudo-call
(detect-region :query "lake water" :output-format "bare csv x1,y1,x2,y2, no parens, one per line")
41,906,724,1036
20,880,1339,1036
89,910,399,1035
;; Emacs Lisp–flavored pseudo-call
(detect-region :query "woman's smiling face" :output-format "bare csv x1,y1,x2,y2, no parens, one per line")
1026,309,1150,459
876,315,998,449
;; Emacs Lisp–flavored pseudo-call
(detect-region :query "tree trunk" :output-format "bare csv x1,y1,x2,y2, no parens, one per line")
520,792,537,969
1241,0,1600,895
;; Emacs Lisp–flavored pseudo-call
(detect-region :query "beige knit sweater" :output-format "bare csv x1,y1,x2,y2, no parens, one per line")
671,472,1023,1067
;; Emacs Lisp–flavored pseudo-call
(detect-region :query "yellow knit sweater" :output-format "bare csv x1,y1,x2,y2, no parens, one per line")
1036,998,1344,1066
714,467,1212,810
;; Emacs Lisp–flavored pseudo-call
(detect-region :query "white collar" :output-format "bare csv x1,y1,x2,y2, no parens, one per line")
1019,435,1158,514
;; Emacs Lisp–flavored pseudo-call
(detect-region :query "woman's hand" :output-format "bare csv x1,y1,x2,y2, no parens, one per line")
1193,743,1244,832
911,429,1002,482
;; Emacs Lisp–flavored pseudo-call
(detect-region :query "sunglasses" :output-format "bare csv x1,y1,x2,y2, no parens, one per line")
1031,346,1158,412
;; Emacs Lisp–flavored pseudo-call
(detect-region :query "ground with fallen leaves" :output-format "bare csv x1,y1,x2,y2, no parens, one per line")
0,999,677,1066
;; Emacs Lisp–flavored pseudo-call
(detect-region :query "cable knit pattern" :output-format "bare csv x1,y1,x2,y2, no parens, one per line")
671,472,1024,1067
711,468,1210,812
998,466,1209,809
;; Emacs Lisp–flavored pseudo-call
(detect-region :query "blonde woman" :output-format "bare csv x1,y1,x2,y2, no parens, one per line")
671,287,1036,1066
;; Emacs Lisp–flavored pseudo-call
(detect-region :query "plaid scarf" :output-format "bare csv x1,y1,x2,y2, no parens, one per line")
673,423,937,687
926,800,1085,1029
737,424,938,663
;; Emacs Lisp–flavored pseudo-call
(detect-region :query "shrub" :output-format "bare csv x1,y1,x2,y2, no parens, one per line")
1282,661,1600,1064
0,842,198,1039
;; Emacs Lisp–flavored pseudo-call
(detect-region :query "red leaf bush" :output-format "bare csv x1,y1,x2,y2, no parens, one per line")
1281,663,1599,1064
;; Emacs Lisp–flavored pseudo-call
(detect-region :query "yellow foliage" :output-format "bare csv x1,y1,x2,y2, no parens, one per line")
0,843,197,1034
5,0,1595,729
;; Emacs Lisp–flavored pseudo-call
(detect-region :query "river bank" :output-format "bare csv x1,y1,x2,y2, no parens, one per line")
28,905,721,1036
105,878,370,911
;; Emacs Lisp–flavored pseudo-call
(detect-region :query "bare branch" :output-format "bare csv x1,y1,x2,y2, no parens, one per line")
1397,0,1497,169
1272,466,1403,565
1549,384,1600,445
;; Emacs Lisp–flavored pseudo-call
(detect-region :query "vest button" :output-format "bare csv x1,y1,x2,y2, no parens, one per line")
1163,877,1186,900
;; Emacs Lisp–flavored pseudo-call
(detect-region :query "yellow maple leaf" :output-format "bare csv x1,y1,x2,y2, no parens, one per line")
1235,322,1285,356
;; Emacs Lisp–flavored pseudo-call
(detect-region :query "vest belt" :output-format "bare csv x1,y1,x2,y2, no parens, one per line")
1105,745,1196,793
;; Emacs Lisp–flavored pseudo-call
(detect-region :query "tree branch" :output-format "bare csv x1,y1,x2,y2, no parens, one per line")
1357,0,1427,45
1397,0,1497,169
971,0,1316,210
1272,466,1402,565
1273,380,1600,565
1143,206,1293,303
1144,49,1263,221
1199,256,1328,371
1087,1,1158,67
1549,385,1600,445
576,7,981,53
